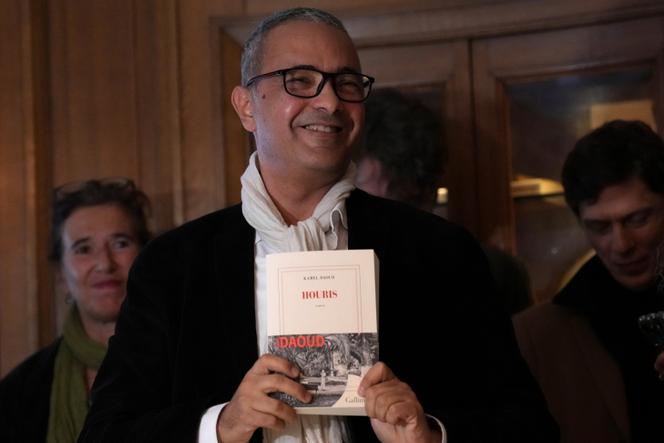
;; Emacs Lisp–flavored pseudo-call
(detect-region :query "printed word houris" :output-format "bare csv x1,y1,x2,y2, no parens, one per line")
275,335,325,349
301,290,338,299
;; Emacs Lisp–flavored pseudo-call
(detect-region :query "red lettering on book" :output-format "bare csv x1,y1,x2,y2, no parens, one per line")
275,335,326,348
301,290,339,299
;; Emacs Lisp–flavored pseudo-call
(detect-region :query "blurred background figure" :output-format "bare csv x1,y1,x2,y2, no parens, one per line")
514,120,664,443
355,88,532,314
0,178,152,443
356,88,445,212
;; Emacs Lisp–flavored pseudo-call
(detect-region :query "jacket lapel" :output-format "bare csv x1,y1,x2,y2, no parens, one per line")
213,205,259,383
569,313,630,440
346,190,389,255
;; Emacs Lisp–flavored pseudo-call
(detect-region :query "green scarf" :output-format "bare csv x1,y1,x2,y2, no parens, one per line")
46,306,107,443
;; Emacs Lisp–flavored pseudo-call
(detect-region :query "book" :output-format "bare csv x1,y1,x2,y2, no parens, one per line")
266,249,379,416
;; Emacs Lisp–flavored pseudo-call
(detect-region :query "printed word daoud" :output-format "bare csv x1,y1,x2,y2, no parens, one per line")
275,335,325,348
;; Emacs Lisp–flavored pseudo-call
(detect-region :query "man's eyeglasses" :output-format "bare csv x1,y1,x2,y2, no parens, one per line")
245,67,375,103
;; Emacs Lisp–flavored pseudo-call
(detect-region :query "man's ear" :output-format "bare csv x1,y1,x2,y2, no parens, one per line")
231,86,256,132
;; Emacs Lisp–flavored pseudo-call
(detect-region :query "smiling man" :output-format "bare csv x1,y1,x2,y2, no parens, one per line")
514,120,664,443
78,8,557,443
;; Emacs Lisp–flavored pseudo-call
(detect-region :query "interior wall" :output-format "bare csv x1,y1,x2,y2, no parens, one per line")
1,0,663,376
0,0,52,376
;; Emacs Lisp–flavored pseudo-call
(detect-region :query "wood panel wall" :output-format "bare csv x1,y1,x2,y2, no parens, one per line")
0,0,51,376
0,0,181,376
48,0,181,233
2,0,664,376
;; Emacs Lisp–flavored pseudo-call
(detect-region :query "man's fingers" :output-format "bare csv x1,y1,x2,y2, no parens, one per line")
232,406,288,432
218,354,314,442
365,379,410,418
252,395,299,424
259,373,313,403
249,354,300,378
654,352,664,380
654,352,664,370
359,361,394,395
358,363,435,442
383,400,419,426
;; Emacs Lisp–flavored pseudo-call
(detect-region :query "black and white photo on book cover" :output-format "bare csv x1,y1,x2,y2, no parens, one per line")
266,249,379,416
268,333,378,409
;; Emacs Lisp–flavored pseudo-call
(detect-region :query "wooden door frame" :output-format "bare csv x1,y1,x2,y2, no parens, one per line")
472,16,664,252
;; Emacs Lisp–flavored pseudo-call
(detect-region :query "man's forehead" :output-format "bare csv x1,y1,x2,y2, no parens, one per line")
579,179,664,221
259,20,360,71
580,202,653,223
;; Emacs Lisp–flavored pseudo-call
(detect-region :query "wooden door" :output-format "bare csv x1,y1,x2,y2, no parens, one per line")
472,17,664,301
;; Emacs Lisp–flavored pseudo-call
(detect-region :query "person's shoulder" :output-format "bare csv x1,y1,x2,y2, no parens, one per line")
0,338,60,394
513,302,581,340
347,190,485,268
514,302,572,324
157,203,244,243
137,204,247,259
348,189,469,238
555,254,606,303
0,340,59,441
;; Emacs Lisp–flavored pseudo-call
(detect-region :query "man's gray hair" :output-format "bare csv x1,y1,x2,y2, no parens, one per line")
241,8,349,86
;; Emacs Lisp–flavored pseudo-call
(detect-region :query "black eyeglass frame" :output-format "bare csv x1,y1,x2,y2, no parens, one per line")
245,67,375,103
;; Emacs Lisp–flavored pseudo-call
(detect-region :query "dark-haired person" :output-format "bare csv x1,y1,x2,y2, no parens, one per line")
79,8,557,443
0,178,152,443
355,88,445,211
514,120,664,443
356,88,533,315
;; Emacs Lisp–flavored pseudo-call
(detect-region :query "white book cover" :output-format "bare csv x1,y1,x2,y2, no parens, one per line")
266,249,379,416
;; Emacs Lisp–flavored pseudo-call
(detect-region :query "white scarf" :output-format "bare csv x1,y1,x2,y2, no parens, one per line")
241,152,356,252
240,152,355,443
